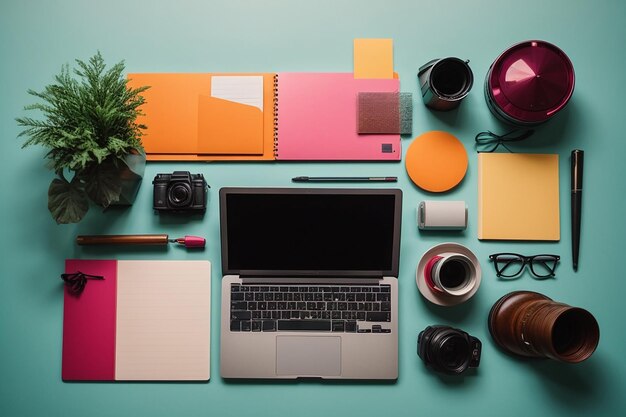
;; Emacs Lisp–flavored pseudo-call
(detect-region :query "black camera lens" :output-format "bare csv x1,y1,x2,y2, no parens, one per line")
168,183,192,207
436,334,470,372
417,325,481,375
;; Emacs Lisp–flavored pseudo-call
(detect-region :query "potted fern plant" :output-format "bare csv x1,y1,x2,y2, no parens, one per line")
16,52,149,224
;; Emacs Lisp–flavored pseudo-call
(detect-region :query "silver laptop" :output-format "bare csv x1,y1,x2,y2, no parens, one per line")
219,187,402,379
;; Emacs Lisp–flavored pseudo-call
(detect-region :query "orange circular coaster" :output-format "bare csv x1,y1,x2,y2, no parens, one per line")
405,131,468,192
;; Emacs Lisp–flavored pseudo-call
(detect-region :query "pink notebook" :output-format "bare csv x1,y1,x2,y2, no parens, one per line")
276,73,401,160
62,260,211,381
62,260,117,381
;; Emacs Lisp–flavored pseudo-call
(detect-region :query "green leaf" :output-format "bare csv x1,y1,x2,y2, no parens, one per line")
83,159,122,208
91,147,110,164
16,52,150,174
48,176,89,224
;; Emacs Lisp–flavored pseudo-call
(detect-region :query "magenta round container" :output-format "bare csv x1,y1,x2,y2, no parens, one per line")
485,40,575,126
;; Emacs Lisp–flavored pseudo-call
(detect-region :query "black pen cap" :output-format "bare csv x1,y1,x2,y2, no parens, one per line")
571,149,584,191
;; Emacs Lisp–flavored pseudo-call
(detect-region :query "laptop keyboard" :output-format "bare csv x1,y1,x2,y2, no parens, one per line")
229,284,392,333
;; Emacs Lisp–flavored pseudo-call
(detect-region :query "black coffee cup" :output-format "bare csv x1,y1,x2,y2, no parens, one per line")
426,253,477,297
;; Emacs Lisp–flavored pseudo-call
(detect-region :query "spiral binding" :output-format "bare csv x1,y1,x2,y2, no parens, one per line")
273,74,279,158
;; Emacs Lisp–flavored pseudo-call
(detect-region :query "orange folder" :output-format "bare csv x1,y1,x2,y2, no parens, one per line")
197,95,263,155
127,73,275,161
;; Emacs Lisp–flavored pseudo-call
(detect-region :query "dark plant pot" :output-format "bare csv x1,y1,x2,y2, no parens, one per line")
114,150,146,206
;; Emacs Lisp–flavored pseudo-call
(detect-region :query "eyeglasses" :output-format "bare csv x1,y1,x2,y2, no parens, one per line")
489,253,560,279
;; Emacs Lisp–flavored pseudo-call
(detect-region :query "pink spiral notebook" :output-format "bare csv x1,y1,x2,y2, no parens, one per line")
275,73,401,160
128,72,401,161
62,259,211,381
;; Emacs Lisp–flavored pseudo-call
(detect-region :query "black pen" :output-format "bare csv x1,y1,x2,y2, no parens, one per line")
571,150,584,271
292,176,397,183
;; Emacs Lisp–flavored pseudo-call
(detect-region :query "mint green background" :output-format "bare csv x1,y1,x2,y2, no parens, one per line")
1,1,625,416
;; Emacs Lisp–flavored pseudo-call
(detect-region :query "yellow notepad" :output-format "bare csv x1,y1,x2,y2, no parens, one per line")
478,153,560,241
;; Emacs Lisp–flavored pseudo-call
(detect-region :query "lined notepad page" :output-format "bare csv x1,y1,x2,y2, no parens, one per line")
211,75,264,111
115,260,211,381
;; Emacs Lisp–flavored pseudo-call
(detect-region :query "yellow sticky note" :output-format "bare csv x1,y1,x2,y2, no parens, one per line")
354,39,394,79
478,153,560,241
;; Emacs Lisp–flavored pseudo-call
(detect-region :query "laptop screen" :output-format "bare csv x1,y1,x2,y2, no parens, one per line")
220,188,402,277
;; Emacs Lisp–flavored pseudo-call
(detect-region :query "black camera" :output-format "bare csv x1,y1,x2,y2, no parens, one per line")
417,325,481,375
153,171,208,212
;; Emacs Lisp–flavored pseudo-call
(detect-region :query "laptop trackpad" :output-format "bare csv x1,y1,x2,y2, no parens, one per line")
276,336,341,376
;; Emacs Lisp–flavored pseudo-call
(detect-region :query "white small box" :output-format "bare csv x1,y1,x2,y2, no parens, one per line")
418,201,467,230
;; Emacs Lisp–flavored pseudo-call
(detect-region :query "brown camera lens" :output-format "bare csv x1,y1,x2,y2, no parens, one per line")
488,291,599,363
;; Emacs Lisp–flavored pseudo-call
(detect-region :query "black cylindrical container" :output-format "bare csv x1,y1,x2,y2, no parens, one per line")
418,58,473,111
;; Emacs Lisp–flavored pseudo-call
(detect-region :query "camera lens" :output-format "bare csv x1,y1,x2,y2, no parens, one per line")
418,325,481,375
488,291,599,363
436,334,470,372
168,183,192,207
552,309,596,358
